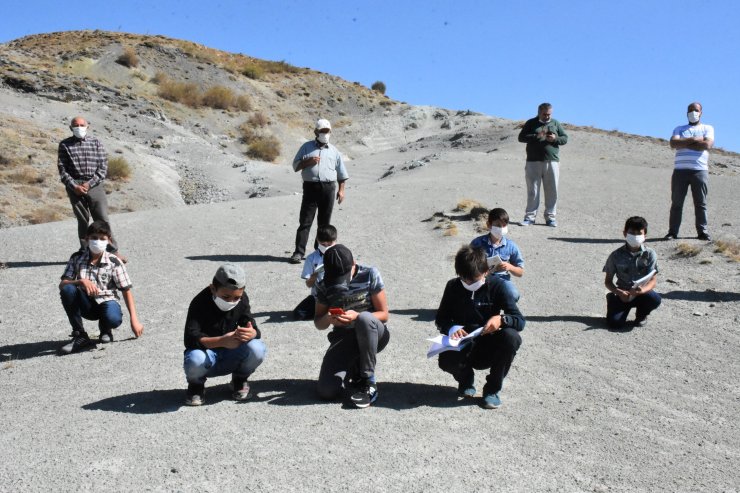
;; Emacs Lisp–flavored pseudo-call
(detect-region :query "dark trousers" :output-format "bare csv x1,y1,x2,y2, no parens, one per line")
60,284,123,334
66,185,118,251
438,328,522,395
317,312,390,400
669,170,709,236
292,295,316,321
606,291,662,328
294,181,336,257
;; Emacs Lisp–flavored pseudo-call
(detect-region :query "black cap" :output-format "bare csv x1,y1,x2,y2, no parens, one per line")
322,244,354,286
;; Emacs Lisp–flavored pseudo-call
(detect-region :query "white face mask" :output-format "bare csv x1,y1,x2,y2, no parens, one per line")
72,126,88,139
317,133,330,144
625,234,645,248
490,225,508,239
460,278,485,292
687,111,700,124
88,239,108,254
318,243,331,254
213,296,239,312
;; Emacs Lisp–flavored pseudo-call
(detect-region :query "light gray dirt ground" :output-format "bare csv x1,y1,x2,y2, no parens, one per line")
1,135,739,492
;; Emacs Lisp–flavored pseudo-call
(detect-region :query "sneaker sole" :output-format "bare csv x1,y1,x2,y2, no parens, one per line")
351,394,378,409
185,399,204,406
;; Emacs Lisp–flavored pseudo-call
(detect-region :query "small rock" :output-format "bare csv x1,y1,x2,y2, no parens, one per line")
693,312,702,316
709,303,716,307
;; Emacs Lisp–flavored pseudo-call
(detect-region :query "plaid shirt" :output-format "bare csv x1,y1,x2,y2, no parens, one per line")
61,249,132,303
57,135,108,189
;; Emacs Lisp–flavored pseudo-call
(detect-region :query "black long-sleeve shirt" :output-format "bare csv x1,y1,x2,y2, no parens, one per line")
184,287,261,350
435,276,525,335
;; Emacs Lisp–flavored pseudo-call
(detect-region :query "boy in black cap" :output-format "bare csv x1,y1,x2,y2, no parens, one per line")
314,245,390,408
183,263,267,406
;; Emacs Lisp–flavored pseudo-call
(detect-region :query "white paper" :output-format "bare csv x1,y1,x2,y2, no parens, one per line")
426,326,484,358
487,255,502,268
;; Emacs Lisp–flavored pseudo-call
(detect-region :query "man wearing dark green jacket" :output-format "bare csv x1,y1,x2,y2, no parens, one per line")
517,102,568,227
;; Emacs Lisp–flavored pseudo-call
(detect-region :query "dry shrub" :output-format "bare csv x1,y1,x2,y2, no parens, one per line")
241,64,264,80
239,123,257,144
202,85,237,110
443,223,459,236
116,47,139,68
23,208,65,225
675,242,702,257
131,70,147,81
151,71,168,85
714,239,740,262
108,156,132,180
234,95,251,111
0,153,13,166
158,80,201,107
14,184,43,199
248,112,269,127
371,81,386,94
10,166,44,184
247,135,281,162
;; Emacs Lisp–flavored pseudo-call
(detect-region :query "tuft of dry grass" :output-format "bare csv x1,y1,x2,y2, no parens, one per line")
442,223,459,236
116,47,139,68
23,208,65,224
158,80,201,107
10,166,45,184
248,112,269,127
14,184,43,199
246,135,281,162
234,95,252,112
455,199,484,213
714,239,740,262
675,242,702,257
108,156,132,180
201,86,236,110
151,71,168,85
241,63,264,80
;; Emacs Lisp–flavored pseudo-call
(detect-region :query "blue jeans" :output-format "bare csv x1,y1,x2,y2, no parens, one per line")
606,291,662,328
60,284,123,334
183,339,267,385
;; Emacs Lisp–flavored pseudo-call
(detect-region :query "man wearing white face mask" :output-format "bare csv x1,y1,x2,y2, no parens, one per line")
289,118,349,264
666,102,714,241
603,216,661,329
183,263,266,406
57,116,120,253
435,246,525,409
58,220,143,355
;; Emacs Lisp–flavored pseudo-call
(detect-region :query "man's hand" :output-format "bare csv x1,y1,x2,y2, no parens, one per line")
494,262,512,273
450,328,468,340
221,331,243,349
545,132,557,143
332,309,358,325
615,289,631,303
78,279,99,296
73,184,87,196
481,315,502,335
628,286,643,298
234,322,257,342
336,189,345,204
304,156,320,168
131,318,144,338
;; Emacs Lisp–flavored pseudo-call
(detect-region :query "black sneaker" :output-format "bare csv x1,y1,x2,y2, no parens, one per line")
185,383,205,406
231,377,252,401
289,253,303,264
664,233,677,240
634,316,648,327
59,333,95,355
99,331,114,344
697,232,712,241
350,380,378,408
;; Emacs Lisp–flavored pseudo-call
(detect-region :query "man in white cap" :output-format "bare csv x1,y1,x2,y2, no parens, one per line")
290,118,349,264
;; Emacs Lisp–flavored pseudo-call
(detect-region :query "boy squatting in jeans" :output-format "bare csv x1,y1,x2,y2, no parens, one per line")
313,244,390,409
183,263,267,406
58,220,143,355
603,216,661,329
435,245,525,409
293,224,338,321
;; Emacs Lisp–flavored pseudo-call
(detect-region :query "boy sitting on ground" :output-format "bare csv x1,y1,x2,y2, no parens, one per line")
59,220,143,355
314,245,390,409
470,207,525,301
293,225,338,320
183,263,267,406
435,245,525,409
603,216,661,329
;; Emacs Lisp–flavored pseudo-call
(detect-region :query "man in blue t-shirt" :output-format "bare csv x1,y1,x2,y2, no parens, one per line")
292,224,338,320
313,244,390,409
666,102,715,241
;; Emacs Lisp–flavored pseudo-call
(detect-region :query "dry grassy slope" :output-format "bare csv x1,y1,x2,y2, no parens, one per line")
1,30,739,230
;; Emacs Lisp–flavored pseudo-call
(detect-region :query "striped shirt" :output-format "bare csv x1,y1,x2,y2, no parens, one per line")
672,123,714,171
292,140,349,183
61,249,132,303
57,135,108,189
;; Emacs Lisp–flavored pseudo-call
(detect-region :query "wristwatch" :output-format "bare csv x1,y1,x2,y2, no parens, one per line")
501,314,513,328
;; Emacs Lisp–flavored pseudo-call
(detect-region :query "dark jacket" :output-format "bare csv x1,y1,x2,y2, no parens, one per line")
517,117,568,162
435,276,525,335
184,287,260,350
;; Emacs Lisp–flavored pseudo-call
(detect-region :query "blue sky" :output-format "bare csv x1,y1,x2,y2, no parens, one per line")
2,0,739,152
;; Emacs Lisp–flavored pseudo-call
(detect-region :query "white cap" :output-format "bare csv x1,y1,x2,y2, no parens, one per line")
315,118,332,131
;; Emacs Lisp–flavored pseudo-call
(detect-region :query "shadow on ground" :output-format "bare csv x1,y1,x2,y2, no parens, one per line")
0,340,66,361
390,309,436,322
253,310,294,324
546,237,622,244
185,254,289,263
527,315,609,331
82,379,480,414
3,261,68,269
662,290,740,302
